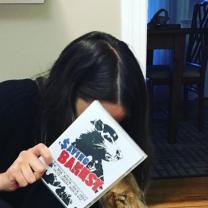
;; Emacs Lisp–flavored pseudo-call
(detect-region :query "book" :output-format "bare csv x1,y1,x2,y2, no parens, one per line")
42,100,147,208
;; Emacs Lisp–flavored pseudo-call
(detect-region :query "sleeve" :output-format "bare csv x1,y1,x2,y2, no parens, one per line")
0,79,42,207
0,79,40,172
0,79,102,208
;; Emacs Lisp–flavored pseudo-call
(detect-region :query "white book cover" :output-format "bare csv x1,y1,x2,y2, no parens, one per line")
42,100,147,208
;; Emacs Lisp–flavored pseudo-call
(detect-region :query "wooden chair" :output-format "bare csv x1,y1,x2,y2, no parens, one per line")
146,1,208,130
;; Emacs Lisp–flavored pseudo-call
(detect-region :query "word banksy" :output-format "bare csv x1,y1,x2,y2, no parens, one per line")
57,138,104,192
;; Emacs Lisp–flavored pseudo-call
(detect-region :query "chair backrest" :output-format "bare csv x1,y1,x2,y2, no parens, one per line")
186,0,208,77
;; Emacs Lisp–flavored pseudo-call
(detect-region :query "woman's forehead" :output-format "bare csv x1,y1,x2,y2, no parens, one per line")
75,98,126,122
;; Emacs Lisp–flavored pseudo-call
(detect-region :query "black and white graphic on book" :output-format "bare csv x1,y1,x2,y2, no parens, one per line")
43,163,72,206
72,119,123,181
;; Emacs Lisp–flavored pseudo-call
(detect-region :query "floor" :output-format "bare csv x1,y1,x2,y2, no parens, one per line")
150,93,208,179
146,177,208,208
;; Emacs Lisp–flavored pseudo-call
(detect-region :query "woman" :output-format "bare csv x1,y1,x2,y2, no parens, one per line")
0,31,150,207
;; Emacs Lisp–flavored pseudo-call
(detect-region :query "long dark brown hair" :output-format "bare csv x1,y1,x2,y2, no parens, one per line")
38,31,151,191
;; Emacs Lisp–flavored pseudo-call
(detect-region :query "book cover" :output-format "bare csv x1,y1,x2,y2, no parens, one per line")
42,100,147,208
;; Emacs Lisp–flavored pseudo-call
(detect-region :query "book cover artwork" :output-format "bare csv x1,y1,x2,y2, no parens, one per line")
42,100,147,208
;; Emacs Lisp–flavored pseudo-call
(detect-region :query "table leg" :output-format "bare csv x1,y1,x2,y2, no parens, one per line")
168,34,186,143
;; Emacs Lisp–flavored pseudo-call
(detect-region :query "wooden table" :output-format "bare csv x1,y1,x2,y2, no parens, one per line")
147,28,190,143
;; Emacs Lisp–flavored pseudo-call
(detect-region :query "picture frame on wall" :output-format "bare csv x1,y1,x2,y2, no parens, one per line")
0,0,44,3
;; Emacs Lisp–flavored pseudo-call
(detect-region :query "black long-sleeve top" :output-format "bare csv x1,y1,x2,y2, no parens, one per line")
0,79,99,208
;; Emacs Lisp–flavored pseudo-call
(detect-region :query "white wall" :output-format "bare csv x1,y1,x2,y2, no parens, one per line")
0,0,121,81
121,0,147,76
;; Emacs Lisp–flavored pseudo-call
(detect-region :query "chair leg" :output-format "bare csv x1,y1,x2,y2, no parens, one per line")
168,81,178,144
198,83,204,131
147,80,154,131
183,85,189,120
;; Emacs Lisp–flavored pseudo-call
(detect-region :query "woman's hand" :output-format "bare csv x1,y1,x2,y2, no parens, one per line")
0,143,52,192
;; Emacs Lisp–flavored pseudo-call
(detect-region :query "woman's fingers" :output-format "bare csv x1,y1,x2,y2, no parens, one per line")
6,163,27,189
20,161,36,184
3,143,52,191
32,143,52,165
14,169,28,188
20,144,52,180
23,150,46,173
